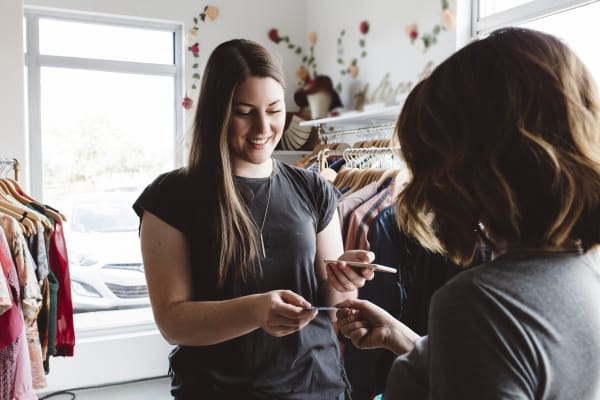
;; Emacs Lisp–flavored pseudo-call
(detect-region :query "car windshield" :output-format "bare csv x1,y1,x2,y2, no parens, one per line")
71,196,138,233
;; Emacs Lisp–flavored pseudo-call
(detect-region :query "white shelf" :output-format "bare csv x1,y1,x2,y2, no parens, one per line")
298,104,402,130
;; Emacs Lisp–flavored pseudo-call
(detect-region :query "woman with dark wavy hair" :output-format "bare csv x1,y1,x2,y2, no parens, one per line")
337,27,600,399
134,39,373,399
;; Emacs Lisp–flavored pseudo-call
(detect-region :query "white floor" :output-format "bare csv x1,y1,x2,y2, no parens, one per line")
38,376,171,400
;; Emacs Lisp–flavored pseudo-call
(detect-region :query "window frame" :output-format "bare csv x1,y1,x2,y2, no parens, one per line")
23,9,183,393
24,7,185,200
472,0,599,37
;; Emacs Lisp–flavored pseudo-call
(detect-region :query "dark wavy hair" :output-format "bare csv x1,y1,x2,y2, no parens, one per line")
395,27,600,265
187,39,285,286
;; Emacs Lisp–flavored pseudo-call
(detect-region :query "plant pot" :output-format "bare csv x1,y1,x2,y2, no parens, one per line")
307,91,332,119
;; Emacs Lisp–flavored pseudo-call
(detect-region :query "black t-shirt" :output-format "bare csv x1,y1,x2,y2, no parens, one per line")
133,160,347,399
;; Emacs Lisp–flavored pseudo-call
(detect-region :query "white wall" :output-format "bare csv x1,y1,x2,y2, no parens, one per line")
0,0,27,183
305,0,458,108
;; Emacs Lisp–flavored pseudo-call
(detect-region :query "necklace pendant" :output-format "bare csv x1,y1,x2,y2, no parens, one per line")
260,233,266,257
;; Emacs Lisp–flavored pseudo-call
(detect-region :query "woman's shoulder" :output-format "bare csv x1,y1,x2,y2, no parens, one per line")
147,167,189,190
134,168,197,217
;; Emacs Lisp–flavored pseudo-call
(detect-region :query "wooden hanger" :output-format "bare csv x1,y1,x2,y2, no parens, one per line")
0,179,54,231
342,168,382,197
0,179,30,205
0,205,36,235
0,181,48,234
375,168,400,190
333,168,360,190
2,178,66,222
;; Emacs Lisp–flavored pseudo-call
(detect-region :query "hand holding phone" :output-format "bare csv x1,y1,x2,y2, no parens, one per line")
324,259,397,274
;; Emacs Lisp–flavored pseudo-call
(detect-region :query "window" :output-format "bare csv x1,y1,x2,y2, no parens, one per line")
473,0,600,86
474,0,599,35
25,9,183,336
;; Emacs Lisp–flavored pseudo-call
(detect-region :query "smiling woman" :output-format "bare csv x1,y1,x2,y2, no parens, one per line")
228,76,286,175
134,38,374,399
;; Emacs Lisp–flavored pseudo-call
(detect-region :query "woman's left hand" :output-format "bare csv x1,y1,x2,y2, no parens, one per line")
326,250,375,292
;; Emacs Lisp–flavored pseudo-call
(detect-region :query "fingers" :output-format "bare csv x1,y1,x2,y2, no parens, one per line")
326,250,376,291
336,309,370,347
339,250,375,263
279,290,312,309
258,290,321,337
264,309,317,337
326,262,367,292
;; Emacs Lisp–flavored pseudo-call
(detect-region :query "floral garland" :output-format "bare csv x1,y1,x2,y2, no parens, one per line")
268,21,371,108
268,29,318,86
335,20,370,92
182,5,219,110
405,0,454,52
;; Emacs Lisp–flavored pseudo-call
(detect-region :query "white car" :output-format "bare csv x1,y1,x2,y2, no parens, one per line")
63,190,149,312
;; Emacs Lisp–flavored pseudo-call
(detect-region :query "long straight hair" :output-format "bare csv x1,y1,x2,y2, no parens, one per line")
187,39,285,287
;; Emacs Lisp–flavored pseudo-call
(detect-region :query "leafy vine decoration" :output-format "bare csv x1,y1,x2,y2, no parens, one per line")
182,5,219,110
336,20,370,93
405,0,454,52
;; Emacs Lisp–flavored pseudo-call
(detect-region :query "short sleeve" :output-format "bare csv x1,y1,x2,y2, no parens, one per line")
132,169,191,234
313,174,341,233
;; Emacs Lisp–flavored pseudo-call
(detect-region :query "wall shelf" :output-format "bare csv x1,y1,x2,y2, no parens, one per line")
297,104,402,146
298,104,402,131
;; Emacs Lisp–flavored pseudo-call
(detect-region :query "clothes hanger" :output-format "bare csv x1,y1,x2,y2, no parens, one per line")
3,178,66,222
0,179,55,231
0,183,44,234
343,168,380,196
375,168,399,190
0,206,36,235
1,178,32,206
333,168,362,191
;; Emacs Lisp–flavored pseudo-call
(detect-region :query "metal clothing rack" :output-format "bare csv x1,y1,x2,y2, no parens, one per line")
318,123,395,145
318,146,403,172
0,158,20,181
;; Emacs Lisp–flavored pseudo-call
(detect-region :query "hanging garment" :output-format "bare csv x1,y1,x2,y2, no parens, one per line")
0,227,32,400
48,220,74,357
344,174,404,251
0,214,46,390
337,181,378,239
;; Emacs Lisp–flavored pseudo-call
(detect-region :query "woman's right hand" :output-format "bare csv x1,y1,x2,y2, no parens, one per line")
254,290,318,337
336,299,420,355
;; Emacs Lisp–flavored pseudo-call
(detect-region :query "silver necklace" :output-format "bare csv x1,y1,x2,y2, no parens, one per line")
256,173,272,257
249,162,273,258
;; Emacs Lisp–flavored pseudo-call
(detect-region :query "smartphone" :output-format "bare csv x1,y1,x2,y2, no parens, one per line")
324,259,397,274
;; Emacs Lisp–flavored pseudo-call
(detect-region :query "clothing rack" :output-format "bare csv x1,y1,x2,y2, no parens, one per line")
0,157,20,181
318,123,395,145
318,146,403,172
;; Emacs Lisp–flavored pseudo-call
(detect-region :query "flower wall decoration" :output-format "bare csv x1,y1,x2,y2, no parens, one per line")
336,20,370,92
268,28,319,87
182,5,219,110
268,21,371,110
405,0,454,52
